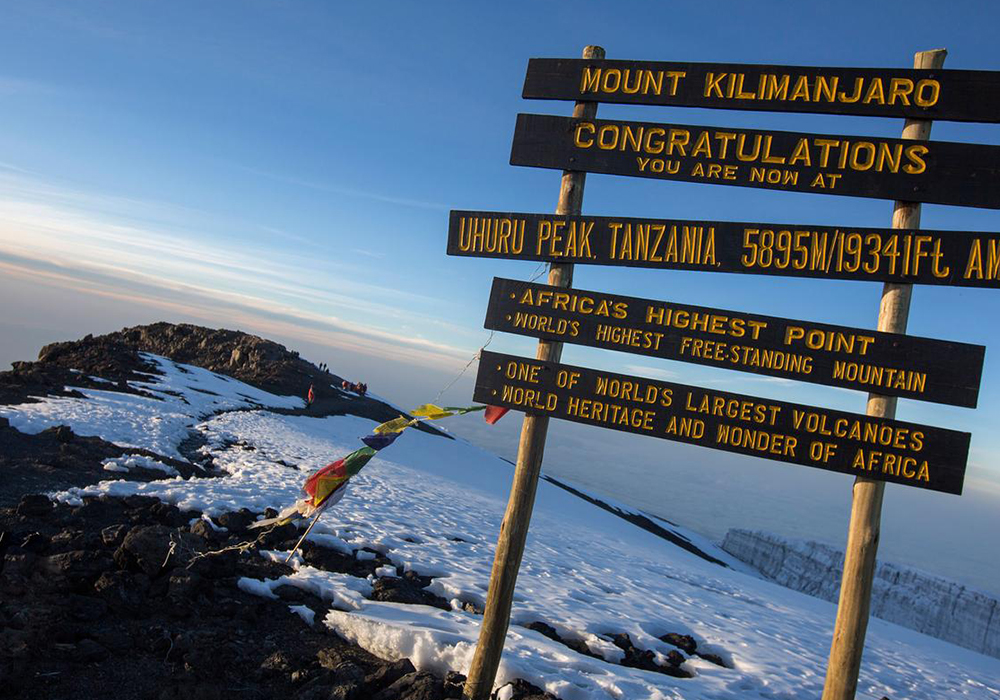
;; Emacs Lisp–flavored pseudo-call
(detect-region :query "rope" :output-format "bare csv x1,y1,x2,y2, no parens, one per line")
432,329,495,405
433,258,547,406
527,261,549,283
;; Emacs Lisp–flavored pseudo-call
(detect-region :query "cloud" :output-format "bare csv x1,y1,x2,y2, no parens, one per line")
622,364,678,381
241,166,449,212
0,172,481,371
0,254,473,371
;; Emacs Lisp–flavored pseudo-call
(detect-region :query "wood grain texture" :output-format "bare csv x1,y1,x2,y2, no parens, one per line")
822,48,948,700
462,44,604,700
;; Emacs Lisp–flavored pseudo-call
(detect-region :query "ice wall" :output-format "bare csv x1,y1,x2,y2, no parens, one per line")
721,529,999,659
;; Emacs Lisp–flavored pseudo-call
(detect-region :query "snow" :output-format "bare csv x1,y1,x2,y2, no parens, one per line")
242,557,373,612
0,353,302,460
289,605,316,626
0,357,992,699
102,453,179,476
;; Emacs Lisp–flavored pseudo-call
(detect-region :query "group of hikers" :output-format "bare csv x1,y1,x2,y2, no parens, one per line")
305,360,368,406
306,380,367,405
342,380,367,396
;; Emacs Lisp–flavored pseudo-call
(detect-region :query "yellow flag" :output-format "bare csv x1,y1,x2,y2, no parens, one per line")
410,404,454,420
374,416,418,434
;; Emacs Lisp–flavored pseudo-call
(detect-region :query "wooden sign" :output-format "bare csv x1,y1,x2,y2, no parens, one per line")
509,114,1000,209
475,351,969,495
522,59,1000,123
484,278,985,408
447,210,1000,288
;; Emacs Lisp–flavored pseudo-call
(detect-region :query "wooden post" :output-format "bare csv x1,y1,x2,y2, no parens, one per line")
821,48,947,700
462,44,605,700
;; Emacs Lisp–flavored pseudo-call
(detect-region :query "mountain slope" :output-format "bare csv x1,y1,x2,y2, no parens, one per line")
1,324,997,700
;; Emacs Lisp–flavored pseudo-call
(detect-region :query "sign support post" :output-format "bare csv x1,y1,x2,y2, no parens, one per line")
462,44,605,700
821,48,947,700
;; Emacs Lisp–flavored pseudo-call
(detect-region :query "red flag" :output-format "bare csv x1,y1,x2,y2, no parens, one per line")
484,405,509,425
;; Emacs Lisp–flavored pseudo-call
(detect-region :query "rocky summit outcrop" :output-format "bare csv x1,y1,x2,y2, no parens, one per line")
35,322,335,400
1,321,448,434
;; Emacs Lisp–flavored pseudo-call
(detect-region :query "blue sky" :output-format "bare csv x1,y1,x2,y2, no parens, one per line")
2,1,999,587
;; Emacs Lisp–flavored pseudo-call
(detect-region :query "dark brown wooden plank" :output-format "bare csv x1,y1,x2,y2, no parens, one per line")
475,351,969,494
484,278,984,408
523,58,1000,123
447,210,1000,288
509,114,1000,209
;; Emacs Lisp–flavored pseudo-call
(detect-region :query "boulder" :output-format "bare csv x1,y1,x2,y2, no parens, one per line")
16,495,52,517
363,658,416,694
659,631,697,655
371,671,443,700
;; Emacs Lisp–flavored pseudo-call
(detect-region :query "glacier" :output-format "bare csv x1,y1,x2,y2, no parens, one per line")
722,529,1000,659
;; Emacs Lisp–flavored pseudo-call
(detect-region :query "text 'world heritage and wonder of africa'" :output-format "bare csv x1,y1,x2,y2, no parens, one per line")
474,351,969,494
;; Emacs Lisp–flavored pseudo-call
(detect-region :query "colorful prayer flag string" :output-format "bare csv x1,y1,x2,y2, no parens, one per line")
249,403,500,562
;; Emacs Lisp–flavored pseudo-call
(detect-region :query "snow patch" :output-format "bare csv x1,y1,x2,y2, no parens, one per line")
101,453,179,476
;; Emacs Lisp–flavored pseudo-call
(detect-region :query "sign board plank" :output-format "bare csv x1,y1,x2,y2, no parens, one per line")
485,278,985,408
475,351,969,494
509,114,1000,209
447,210,1000,288
523,58,1000,123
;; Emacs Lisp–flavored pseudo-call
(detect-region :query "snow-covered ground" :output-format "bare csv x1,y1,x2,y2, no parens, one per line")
2,354,998,699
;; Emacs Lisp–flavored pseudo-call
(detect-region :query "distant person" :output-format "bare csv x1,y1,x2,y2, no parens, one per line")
307,383,315,405
341,380,350,392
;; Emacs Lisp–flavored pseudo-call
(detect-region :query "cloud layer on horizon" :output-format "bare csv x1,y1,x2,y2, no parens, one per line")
0,170,479,371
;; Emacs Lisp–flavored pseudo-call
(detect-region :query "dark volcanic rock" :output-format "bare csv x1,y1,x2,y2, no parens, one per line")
697,651,728,667
443,671,466,698
369,576,450,611
525,621,560,640
363,658,417,694
115,525,180,577
73,638,109,663
0,323,483,700
16,494,53,517
0,494,436,700
215,508,256,533
20,531,50,553
524,620,597,659
38,550,114,591
371,671,443,700
610,632,691,679
0,421,197,509
93,570,149,616
499,678,559,700
659,631,697,655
